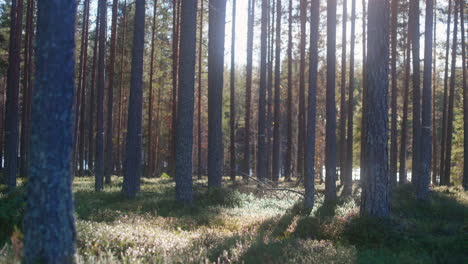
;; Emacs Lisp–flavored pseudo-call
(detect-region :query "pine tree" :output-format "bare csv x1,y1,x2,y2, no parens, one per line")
24,1,77,260
272,0,282,183
123,0,146,198
175,0,198,204
360,0,390,218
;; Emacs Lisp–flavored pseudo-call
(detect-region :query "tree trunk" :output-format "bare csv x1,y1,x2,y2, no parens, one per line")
339,0,347,184
257,0,268,182
4,0,24,190
343,0,356,196
418,0,434,200
104,0,119,183
304,0,320,211
123,0,146,198
410,0,422,186
439,0,452,185
432,0,438,185
24,1,77,260
285,0,293,181
88,8,100,175
197,0,204,180
116,0,128,174
229,0,236,181
272,0,281,183
175,0,198,203
148,0,158,178
325,0,337,202
359,0,366,183
360,0,390,218
389,0,398,188
95,0,107,191
461,0,467,190
20,0,35,179
208,0,226,188
297,0,307,180
243,0,255,180
399,18,411,184
170,0,181,177
443,0,459,186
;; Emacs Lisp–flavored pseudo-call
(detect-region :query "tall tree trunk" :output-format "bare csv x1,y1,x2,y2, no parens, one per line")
0,78,5,172
257,0,268,182
399,18,411,184
148,0,158,177
197,0,204,180
418,0,434,200
461,0,468,190
339,0,347,184
170,0,181,177
285,0,293,181
297,0,307,180
389,0,398,188
304,0,320,211
443,0,459,186
95,0,107,191
243,0,255,180
229,0,236,181
266,0,274,180
4,0,24,190
272,0,281,183
175,0,198,203
359,0,366,183
24,0,77,260
207,0,226,188
432,0,438,185
360,0,390,218
20,0,35,179
325,0,337,201
88,8,100,175
105,0,119,184
123,0,146,198
439,0,452,185
117,0,128,174
343,0,355,195
410,0,422,186
78,0,90,177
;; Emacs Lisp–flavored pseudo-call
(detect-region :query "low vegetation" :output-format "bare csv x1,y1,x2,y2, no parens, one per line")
1,177,467,263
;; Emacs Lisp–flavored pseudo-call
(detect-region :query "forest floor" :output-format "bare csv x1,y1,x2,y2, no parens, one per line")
1,176,467,263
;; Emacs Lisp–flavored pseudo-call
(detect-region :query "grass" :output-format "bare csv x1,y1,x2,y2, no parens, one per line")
0,176,467,263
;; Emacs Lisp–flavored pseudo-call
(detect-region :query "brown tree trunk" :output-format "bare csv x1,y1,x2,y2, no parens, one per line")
432,0,438,185
272,0,281,183
297,0,307,180
339,0,347,184
148,0,158,177
461,0,467,190
359,0,366,183
229,0,237,181
389,0,398,187
197,0,204,180
117,0,128,174
285,0,293,181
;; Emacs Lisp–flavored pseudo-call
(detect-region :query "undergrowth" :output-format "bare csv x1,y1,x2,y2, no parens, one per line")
0,177,467,263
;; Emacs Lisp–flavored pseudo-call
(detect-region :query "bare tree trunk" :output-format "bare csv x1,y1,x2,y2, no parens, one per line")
389,0,398,188
359,0,366,183
339,0,347,184
439,0,452,185
304,0,320,211
170,0,181,177
243,0,255,180
432,0,438,185
148,0,158,177
360,0,390,218
461,0,468,190
343,0,356,196
325,0,337,201
418,0,434,200
399,20,411,185
123,0,146,198
272,0,281,183
197,0,204,180
257,0,268,182
88,8,100,175
5,0,24,189
285,0,293,181
443,0,459,186
229,0,237,181
297,0,307,180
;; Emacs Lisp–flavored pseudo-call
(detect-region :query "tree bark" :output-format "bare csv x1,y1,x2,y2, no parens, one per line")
197,0,204,180
418,0,434,200
207,0,226,188
339,0,347,184
175,0,198,204
461,0,468,190
272,0,281,183
297,0,307,180
304,0,320,211
229,0,236,181
325,0,337,201
148,0,158,177
399,18,411,185
389,0,398,188
24,1,77,260
257,0,268,182
360,0,390,218
123,0,146,198
285,0,293,181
